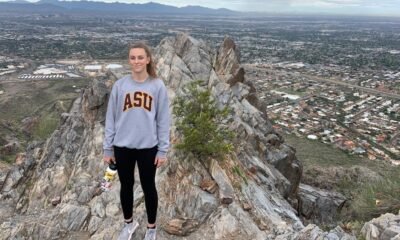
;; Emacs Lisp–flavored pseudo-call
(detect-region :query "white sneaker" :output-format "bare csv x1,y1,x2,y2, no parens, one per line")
144,227,157,240
118,220,139,240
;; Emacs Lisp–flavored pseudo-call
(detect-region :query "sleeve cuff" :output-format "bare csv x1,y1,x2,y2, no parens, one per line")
104,149,114,158
156,150,167,158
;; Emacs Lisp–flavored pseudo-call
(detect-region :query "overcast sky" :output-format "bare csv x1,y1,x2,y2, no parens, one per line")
96,0,399,16
8,0,400,16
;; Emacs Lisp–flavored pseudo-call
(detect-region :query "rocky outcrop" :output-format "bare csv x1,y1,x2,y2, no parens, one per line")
266,139,302,200
0,34,355,239
209,159,235,204
80,78,109,125
214,36,244,86
163,218,199,236
298,183,347,226
361,212,400,240
157,34,214,90
292,224,356,240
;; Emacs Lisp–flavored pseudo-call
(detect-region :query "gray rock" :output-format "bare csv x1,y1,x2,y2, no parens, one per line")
200,179,218,194
381,226,400,240
1,166,22,193
58,204,90,231
361,213,400,240
89,196,106,218
392,234,400,240
51,196,61,206
298,183,347,225
266,143,302,199
87,216,102,235
81,78,109,125
362,223,380,240
295,224,356,240
209,159,235,204
163,218,199,236
214,36,244,86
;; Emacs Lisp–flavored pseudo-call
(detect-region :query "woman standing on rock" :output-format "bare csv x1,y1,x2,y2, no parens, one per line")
103,41,170,240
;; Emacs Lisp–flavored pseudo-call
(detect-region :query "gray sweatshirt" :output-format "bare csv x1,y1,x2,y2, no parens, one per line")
103,75,170,158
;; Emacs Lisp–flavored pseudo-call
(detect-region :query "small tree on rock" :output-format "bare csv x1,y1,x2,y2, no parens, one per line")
173,81,234,160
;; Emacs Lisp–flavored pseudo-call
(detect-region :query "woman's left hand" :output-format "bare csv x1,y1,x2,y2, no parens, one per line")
154,156,167,168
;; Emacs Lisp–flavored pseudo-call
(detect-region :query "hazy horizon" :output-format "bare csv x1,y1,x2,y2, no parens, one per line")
1,0,400,17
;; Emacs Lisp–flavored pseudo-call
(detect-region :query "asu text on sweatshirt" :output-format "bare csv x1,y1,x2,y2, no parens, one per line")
103,75,170,158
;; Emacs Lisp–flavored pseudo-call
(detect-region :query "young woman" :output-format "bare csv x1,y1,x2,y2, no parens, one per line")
103,42,170,240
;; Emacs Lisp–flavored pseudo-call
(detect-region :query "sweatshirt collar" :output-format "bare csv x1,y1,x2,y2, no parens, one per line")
130,74,149,84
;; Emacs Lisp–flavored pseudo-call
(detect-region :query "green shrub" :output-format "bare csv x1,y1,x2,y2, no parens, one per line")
2,154,16,164
173,81,234,160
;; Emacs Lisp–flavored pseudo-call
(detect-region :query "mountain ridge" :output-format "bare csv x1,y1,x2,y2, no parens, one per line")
0,0,237,15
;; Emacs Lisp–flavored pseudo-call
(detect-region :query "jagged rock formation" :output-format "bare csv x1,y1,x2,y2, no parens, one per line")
361,212,400,240
0,34,356,239
298,184,346,226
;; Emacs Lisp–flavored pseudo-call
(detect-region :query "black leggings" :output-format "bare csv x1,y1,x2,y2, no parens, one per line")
114,145,158,224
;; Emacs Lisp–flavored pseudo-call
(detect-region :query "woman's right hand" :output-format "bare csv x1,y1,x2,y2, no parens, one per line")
103,156,116,165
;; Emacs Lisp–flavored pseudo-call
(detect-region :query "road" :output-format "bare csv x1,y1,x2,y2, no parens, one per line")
302,73,400,100
244,65,400,100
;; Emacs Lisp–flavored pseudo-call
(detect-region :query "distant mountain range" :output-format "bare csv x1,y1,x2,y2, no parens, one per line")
0,0,236,15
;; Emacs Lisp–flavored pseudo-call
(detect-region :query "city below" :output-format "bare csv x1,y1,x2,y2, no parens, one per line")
0,12,399,164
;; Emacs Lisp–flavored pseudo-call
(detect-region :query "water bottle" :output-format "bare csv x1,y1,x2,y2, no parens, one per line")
101,163,117,191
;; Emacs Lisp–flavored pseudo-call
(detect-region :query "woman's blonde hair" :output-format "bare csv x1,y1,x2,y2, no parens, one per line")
129,42,157,78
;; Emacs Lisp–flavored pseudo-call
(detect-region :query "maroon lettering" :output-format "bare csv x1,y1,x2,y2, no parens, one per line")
133,91,142,107
123,93,132,111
